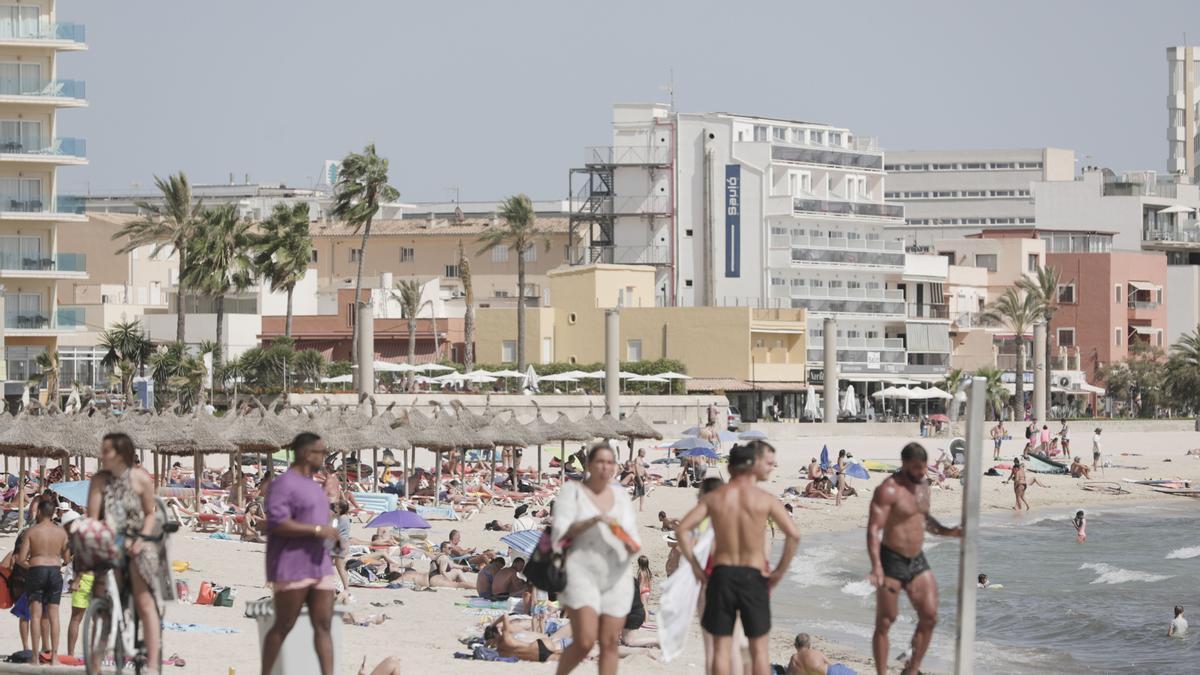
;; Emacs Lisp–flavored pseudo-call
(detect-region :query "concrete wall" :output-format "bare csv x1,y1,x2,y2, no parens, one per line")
1166,265,1200,346
472,306,554,365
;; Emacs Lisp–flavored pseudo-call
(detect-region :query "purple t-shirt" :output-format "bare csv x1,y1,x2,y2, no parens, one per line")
265,468,333,583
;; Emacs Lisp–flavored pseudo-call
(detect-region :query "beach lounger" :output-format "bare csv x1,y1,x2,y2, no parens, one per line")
415,505,459,521
351,492,397,519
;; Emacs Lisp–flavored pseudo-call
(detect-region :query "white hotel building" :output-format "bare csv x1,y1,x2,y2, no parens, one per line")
569,103,951,383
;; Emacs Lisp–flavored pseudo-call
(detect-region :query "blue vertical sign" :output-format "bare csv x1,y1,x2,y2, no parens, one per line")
725,164,741,277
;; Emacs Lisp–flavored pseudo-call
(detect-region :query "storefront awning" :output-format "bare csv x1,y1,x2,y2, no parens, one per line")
1127,280,1157,292
1129,325,1161,335
1157,205,1196,214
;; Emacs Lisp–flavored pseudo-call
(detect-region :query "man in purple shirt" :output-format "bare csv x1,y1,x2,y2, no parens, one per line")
261,432,339,675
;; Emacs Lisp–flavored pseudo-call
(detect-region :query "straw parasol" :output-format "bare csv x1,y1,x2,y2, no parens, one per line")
617,406,663,441
545,412,592,481
0,413,68,518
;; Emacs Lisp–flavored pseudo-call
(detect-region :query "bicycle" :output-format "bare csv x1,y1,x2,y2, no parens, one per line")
82,498,179,675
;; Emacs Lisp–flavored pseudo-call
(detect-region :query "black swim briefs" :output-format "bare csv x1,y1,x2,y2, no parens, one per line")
25,565,63,606
536,639,552,663
880,546,930,586
701,565,770,638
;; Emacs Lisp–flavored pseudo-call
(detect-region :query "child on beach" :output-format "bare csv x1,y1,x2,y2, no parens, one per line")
636,555,652,607
1073,511,1086,543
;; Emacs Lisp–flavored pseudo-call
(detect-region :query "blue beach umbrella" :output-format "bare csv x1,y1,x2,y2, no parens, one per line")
819,445,830,472
681,447,720,460
845,462,870,480
669,437,714,451
48,480,90,507
500,529,544,557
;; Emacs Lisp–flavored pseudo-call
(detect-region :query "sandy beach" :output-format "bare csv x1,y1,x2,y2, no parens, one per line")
2,424,1198,674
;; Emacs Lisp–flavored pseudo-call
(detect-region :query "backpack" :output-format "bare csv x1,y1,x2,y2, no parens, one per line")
523,526,567,595
67,518,120,572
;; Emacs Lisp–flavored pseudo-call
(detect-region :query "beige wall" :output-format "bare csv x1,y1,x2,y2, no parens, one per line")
545,265,657,310
934,236,1046,300
951,329,996,371
472,307,554,364
313,231,573,300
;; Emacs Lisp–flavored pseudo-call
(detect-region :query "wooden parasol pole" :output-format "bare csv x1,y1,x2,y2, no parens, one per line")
434,450,443,507
17,451,25,527
193,450,202,511
537,444,543,487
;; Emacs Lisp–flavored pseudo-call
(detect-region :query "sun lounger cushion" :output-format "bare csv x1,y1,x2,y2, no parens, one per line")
352,492,397,514
415,505,458,521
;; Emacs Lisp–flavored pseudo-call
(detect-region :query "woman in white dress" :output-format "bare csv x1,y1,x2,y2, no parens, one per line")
551,441,641,674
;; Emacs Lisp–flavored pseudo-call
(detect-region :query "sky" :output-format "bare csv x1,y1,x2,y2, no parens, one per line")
58,0,1200,201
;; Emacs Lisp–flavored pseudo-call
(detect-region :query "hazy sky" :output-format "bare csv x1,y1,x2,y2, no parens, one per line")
60,0,1200,201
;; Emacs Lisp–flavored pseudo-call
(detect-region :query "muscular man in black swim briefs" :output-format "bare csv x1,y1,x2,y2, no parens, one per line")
867,442,962,675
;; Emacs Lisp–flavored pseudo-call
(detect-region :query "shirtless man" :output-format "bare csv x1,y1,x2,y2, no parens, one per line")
867,442,962,675
17,498,70,665
426,542,475,589
484,613,561,663
476,558,505,599
787,633,831,675
1003,457,1043,510
632,448,649,512
806,457,824,481
658,511,679,531
676,442,801,675
490,557,527,598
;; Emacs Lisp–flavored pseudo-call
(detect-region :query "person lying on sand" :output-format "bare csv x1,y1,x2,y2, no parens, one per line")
1069,457,1091,479
342,612,391,627
802,479,834,499
786,633,832,675
427,542,476,589
357,656,401,675
484,614,562,663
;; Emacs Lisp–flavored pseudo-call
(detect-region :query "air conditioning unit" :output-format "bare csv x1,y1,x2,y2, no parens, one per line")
1056,375,1072,388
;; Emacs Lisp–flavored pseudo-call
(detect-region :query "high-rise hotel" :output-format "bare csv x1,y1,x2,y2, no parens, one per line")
0,0,88,391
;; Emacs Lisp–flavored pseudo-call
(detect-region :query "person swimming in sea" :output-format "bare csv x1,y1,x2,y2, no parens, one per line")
1072,511,1086,543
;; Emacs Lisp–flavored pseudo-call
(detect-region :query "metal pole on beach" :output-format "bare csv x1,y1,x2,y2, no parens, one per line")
954,376,986,674
605,309,620,418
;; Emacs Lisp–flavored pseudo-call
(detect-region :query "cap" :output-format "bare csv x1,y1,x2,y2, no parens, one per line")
729,444,756,469
60,510,80,527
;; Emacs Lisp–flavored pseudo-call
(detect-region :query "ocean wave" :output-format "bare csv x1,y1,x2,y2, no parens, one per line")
1166,546,1200,560
787,545,846,587
1080,562,1171,585
840,580,874,598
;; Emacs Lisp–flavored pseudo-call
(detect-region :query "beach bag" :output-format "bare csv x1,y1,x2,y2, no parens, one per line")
215,586,235,608
523,526,568,594
0,565,12,609
195,581,215,605
67,518,119,572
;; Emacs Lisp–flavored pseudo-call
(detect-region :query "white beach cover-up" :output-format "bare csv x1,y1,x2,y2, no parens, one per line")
656,526,714,662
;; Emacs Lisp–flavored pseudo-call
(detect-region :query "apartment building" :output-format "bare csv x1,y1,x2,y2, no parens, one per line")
0,0,88,396
569,103,951,385
884,148,1075,245
1168,46,1199,180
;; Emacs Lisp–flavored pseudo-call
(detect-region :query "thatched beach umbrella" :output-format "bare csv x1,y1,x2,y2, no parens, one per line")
615,404,663,461
522,410,559,485
546,412,592,481
0,413,68,519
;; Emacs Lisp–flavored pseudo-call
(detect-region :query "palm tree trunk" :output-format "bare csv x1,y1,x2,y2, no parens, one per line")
176,247,188,344
516,252,526,371
285,285,295,339
123,362,134,406
1045,309,1055,388
407,315,417,392
350,216,374,373
215,295,226,367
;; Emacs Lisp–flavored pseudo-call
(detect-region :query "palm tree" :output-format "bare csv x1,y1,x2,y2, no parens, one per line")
939,368,964,394
185,204,255,366
254,202,313,338
29,351,60,405
99,320,153,405
294,349,327,387
329,145,400,375
1018,264,1062,378
459,240,475,373
982,287,1041,418
391,279,432,388
477,194,550,371
973,367,1007,420
1171,325,1200,367
113,173,204,343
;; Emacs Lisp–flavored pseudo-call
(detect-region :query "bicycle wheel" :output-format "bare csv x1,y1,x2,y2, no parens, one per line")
82,596,124,675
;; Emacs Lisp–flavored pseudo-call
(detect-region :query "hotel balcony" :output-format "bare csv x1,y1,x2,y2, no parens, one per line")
950,311,982,331
0,80,87,107
0,22,86,50
792,197,903,221
771,144,884,171
0,195,87,222
1127,299,1159,320
789,286,906,317
807,337,907,365
586,244,670,266
0,251,86,278
4,305,87,335
0,137,86,165
907,303,950,320
789,235,905,268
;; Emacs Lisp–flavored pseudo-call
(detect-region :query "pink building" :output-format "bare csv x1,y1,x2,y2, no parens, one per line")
1048,250,1168,382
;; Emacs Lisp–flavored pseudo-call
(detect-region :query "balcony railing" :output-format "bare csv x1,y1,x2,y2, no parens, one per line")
57,305,86,328
1128,300,1159,310
951,311,981,329
807,349,907,364
584,145,670,165
792,286,905,301
810,337,905,351
0,251,86,272
0,137,86,158
792,197,903,219
996,353,1033,371
0,79,86,100
791,235,904,252
771,145,883,170
587,245,669,265
907,303,949,319
0,21,86,43
791,246,904,267
1143,223,1200,244
791,297,906,316
0,195,86,216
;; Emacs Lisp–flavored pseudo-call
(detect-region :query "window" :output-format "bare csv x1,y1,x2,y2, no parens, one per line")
846,175,867,201
0,61,41,96
684,229,693,237
522,247,537,262
444,264,460,278
491,245,509,263
1056,284,1075,304
684,279,693,287
1114,328,1122,346
1027,254,1039,272
974,254,998,273
828,132,843,146
753,125,768,142
349,248,361,263
501,340,516,362
626,339,642,362
494,290,510,298
772,127,787,142
1114,284,1122,303
310,249,318,263
399,247,414,263
0,6,42,40
788,171,811,196
809,130,824,145
791,128,805,144
1057,328,1075,347
0,119,40,152
346,304,356,326
1157,331,1164,347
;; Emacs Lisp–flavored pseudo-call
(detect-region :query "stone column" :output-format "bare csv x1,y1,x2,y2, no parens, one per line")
605,309,620,418
824,317,838,424
1033,321,1047,424
357,304,375,396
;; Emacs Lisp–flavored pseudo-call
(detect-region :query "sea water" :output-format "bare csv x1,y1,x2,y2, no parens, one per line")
773,503,1200,674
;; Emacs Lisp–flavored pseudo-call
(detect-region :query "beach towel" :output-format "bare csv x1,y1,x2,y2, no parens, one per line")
162,622,239,634
415,505,459,521
657,527,714,662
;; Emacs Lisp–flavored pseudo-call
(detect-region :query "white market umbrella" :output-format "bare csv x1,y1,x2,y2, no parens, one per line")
522,365,539,392
577,371,607,379
658,371,692,394
374,361,417,373
416,363,455,373
321,374,353,384
841,385,859,416
463,372,498,384
490,369,524,378
538,372,580,383
922,387,953,400
627,374,669,383
803,385,821,421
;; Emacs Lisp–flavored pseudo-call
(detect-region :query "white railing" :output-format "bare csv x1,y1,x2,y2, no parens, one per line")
791,286,905,301
584,145,670,165
809,337,905,351
790,235,904,252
